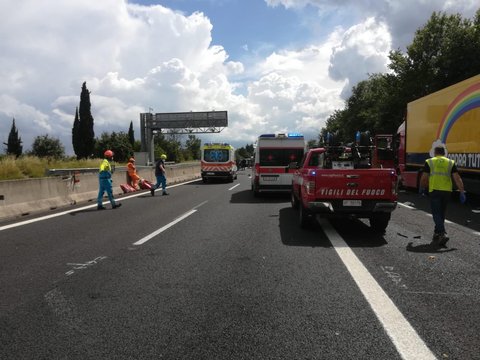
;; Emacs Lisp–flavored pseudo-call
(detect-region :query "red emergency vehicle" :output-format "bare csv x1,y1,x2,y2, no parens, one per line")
291,132,398,231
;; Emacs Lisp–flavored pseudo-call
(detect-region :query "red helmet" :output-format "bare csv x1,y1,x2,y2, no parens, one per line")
104,150,114,158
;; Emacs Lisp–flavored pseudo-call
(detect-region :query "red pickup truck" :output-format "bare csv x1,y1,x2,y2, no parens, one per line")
291,144,398,232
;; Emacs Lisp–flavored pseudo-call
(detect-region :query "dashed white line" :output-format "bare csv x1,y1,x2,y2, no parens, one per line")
319,218,436,360
133,209,197,246
228,184,240,191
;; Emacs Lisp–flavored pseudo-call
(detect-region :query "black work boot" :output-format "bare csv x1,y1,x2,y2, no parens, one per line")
438,233,450,247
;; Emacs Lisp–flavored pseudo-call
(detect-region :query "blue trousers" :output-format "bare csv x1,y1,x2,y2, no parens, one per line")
97,178,116,207
430,190,450,234
154,174,167,192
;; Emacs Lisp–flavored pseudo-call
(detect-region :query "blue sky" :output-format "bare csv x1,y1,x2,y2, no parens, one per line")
141,0,308,59
0,0,477,154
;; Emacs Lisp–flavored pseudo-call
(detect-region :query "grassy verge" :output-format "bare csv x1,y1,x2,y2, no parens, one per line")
0,156,105,181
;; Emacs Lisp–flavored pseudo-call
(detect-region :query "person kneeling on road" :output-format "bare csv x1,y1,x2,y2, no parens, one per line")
97,150,122,210
127,157,140,190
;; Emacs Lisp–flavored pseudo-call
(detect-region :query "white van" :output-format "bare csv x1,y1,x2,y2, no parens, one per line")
251,133,306,196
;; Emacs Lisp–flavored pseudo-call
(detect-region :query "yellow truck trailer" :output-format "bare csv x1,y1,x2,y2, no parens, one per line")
396,74,480,194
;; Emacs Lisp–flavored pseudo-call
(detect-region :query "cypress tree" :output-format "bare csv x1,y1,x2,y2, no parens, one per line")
128,121,135,147
72,107,81,159
78,82,95,158
4,118,23,157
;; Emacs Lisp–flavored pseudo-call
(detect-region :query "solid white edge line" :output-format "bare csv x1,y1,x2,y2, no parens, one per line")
318,218,436,360
228,184,240,191
0,178,200,232
398,202,478,237
133,209,197,246
398,202,415,210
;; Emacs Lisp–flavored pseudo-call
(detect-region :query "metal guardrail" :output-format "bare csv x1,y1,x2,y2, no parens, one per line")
46,161,196,177
46,168,101,176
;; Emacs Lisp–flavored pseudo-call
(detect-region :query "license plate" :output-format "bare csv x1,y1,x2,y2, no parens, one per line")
207,172,215,175
343,200,362,207
262,176,278,181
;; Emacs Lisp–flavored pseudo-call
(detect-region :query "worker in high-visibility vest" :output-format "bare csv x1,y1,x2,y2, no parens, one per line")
420,146,465,248
97,150,122,210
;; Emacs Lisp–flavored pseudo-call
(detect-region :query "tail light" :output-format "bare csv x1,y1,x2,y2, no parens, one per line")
254,164,260,184
305,180,316,195
391,170,398,196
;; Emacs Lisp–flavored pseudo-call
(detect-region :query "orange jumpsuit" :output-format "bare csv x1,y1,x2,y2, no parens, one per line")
127,160,140,189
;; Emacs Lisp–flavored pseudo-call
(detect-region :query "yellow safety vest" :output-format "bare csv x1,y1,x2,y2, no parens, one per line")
427,156,454,192
99,159,111,179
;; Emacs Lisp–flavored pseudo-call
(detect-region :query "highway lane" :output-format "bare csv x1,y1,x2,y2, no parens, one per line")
1,170,479,359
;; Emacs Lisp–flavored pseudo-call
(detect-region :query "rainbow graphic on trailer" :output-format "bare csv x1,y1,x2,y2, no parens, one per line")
436,82,480,143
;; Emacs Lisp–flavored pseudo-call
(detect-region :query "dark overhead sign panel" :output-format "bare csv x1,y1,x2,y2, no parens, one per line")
148,111,228,129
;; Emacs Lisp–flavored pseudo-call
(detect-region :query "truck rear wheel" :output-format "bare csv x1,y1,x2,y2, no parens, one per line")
369,213,391,233
252,183,259,197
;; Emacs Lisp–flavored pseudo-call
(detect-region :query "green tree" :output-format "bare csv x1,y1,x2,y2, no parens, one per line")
77,82,95,158
322,9,480,142
72,107,80,159
185,135,201,160
128,121,135,147
31,134,65,158
4,118,22,157
236,144,255,160
306,139,318,149
94,131,133,162
153,132,182,162
390,10,480,99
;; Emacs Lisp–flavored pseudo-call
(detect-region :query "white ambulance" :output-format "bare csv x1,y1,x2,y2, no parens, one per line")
201,143,237,183
251,133,306,196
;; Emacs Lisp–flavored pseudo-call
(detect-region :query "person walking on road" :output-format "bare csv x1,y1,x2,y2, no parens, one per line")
97,150,122,210
127,157,140,190
151,154,169,196
420,145,465,247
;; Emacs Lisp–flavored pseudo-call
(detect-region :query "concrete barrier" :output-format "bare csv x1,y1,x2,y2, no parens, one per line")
0,162,200,222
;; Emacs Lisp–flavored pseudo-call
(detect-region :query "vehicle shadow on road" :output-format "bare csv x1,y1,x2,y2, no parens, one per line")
278,207,331,247
230,190,290,204
327,218,388,247
406,242,457,254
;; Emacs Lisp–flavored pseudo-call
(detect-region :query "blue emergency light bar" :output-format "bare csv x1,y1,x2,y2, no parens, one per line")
287,133,303,138
259,133,303,138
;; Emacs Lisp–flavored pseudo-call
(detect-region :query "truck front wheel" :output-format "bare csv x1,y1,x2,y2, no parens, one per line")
369,213,391,233
299,204,313,229
291,190,299,209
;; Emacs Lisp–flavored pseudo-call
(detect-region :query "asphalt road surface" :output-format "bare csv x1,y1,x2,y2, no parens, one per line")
1,170,479,359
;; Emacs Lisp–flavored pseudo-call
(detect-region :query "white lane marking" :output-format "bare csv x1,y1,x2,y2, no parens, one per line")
398,202,415,210
133,209,197,246
398,202,476,236
228,184,240,191
193,200,209,210
319,218,436,360
0,179,200,232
